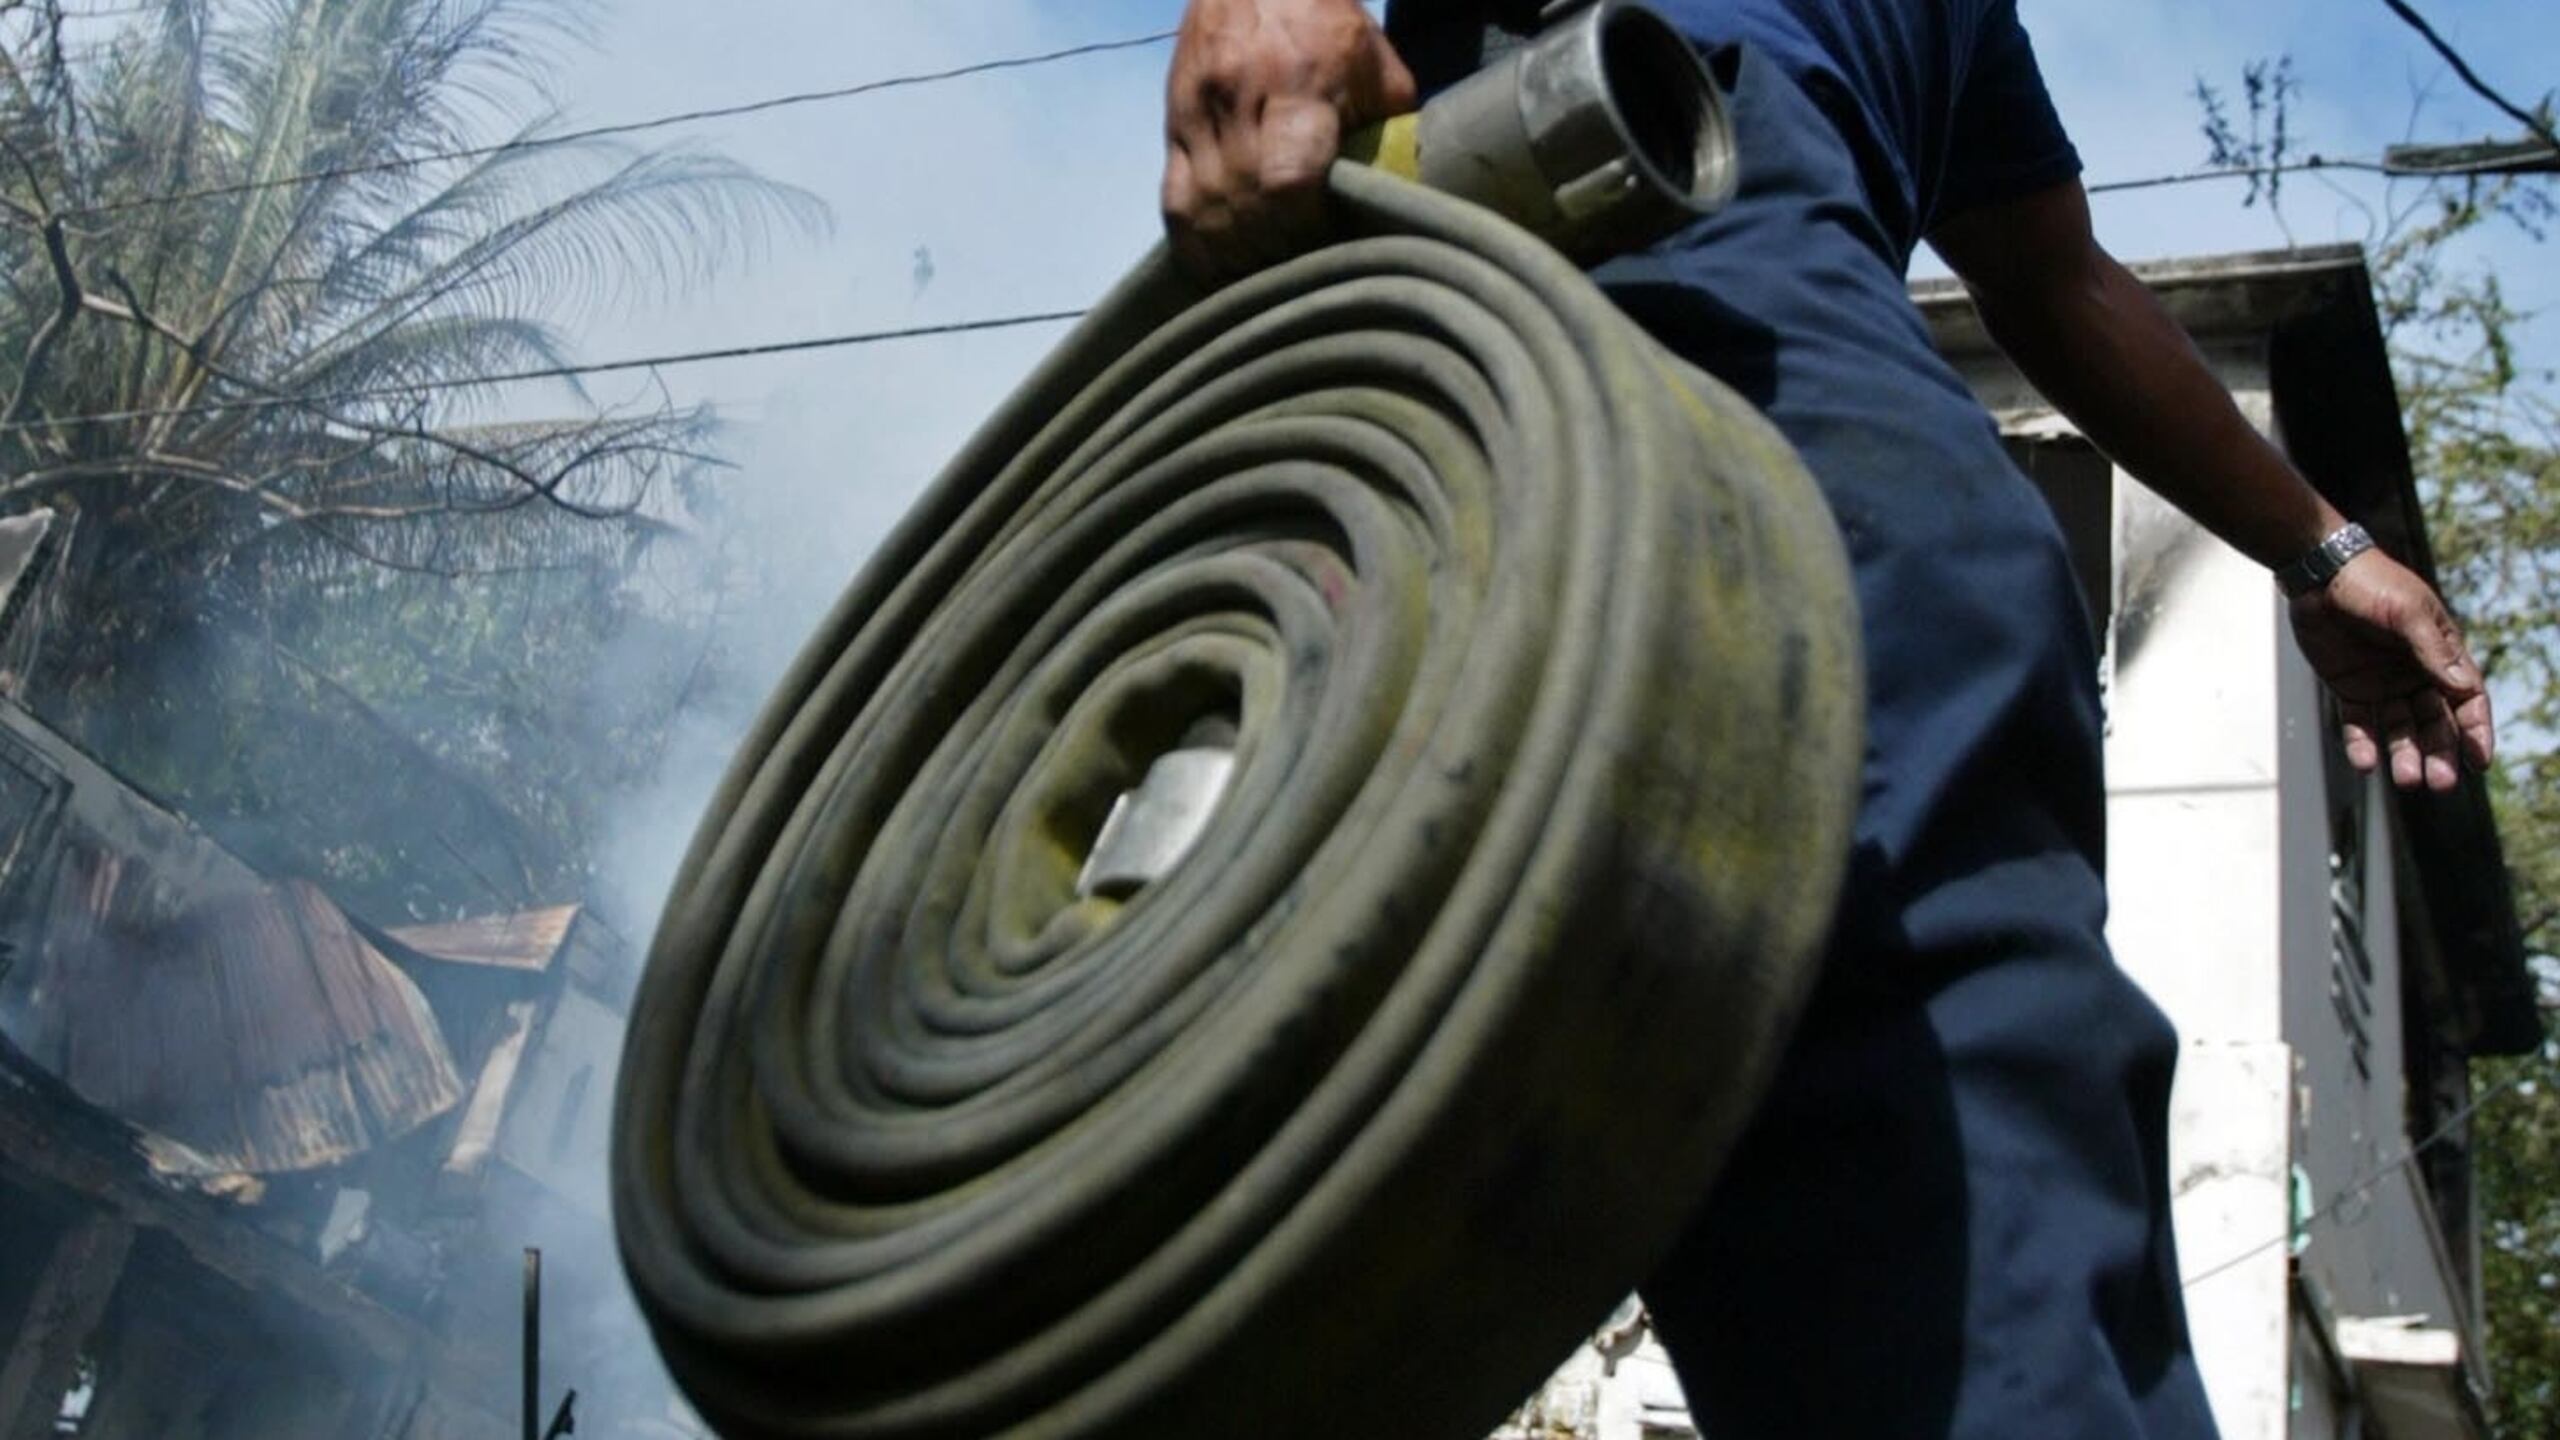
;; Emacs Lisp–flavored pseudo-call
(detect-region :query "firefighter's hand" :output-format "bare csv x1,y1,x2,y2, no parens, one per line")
2289,549,2494,792
1162,0,1416,281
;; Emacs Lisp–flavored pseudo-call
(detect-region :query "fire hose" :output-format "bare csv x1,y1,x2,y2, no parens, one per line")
612,6,1863,1437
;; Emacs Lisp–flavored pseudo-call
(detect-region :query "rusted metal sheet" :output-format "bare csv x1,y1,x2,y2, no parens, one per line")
8,858,462,1174
0,706,463,1175
0,1037,431,1369
388,905,582,973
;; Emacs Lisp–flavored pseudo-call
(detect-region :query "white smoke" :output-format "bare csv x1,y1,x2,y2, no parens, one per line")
509,4,1177,1430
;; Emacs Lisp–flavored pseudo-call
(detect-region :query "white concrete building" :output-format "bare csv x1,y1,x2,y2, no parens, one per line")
1513,246,2541,1440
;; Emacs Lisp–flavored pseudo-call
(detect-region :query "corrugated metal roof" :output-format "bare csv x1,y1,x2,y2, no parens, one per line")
388,904,583,972
2,778,463,1174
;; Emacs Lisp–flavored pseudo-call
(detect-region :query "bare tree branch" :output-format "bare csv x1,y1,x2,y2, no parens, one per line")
2377,0,2560,154
0,451,455,519
0,210,76,431
0,123,75,437
2523,905,2557,951
87,262,678,523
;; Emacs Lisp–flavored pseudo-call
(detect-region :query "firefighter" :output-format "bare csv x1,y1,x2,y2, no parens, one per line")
1160,2,2495,1435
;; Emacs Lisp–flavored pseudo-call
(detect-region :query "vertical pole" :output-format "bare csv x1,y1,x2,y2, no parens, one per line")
0,1211,132,1440
521,1247,540,1440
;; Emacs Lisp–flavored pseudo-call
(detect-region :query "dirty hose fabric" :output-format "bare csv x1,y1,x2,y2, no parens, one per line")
610,160,1862,1440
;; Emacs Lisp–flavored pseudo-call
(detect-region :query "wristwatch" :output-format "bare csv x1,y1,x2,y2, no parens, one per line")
2274,522,2377,597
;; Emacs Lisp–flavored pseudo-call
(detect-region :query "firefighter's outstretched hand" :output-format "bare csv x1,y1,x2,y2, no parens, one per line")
2289,549,2495,793
1162,0,1416,281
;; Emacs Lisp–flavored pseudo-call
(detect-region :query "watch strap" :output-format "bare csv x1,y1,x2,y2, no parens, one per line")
2275,523,2376,598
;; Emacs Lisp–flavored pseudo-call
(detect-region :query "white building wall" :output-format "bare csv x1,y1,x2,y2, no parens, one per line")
2084,359,2299,1438
2171,1040,2298,1440
496,986,624,1220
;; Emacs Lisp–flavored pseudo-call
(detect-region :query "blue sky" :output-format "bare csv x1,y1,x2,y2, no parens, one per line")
551,0,2557,909
552,0,2559,910
548,5,2560,944
537,0,2557,814
551,0,2556,575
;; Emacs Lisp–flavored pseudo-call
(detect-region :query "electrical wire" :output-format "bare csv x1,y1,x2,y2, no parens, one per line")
0,309,1095,434
2086,141,2560,196
2180,1062,2548,1291
57,28,1179,219
2089,158,2395,196
0,12,2543,438
9,129,2549,439
14,6,2550,224
4,129,2544,438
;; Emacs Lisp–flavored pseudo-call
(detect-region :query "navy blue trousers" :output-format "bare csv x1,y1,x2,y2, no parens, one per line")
1573,35,2225,1440
1383,8,2225,1429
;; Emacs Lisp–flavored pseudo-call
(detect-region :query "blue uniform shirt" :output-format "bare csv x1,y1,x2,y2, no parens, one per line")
1387,0,2115,937
1387,0,2082,265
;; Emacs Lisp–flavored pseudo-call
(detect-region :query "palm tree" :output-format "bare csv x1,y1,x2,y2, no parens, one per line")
0,0,824,917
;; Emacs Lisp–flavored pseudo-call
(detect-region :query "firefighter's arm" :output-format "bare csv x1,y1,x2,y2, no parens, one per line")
1932,179,2493,791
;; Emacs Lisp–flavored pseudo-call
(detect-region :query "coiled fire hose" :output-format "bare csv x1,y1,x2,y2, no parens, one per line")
613,6,1863,1437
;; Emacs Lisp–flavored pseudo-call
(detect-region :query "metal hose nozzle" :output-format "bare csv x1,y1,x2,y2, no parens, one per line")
1354,0,1738,261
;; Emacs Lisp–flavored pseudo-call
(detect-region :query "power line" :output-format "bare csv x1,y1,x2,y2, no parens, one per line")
2086,139,2560,197
7,140,2548,436
2088,158,2394,196
16,15,2535,224
7,4,160,18
0,112,2540,437
60,28,1178,219
2180,1063,2546,1292
2376,0,2560,155
0,309,1092,434
14,7,2546,225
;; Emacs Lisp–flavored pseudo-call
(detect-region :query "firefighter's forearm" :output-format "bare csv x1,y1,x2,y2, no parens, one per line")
1935,181,2347,571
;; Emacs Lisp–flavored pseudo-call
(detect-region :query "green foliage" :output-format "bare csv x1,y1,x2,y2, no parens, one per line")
0,0,822,918
2191,53,2549,1424
2479,1052,2560,1433
2376,170,2560,1440
2387,190,2560,732
2196,58,2559,1437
